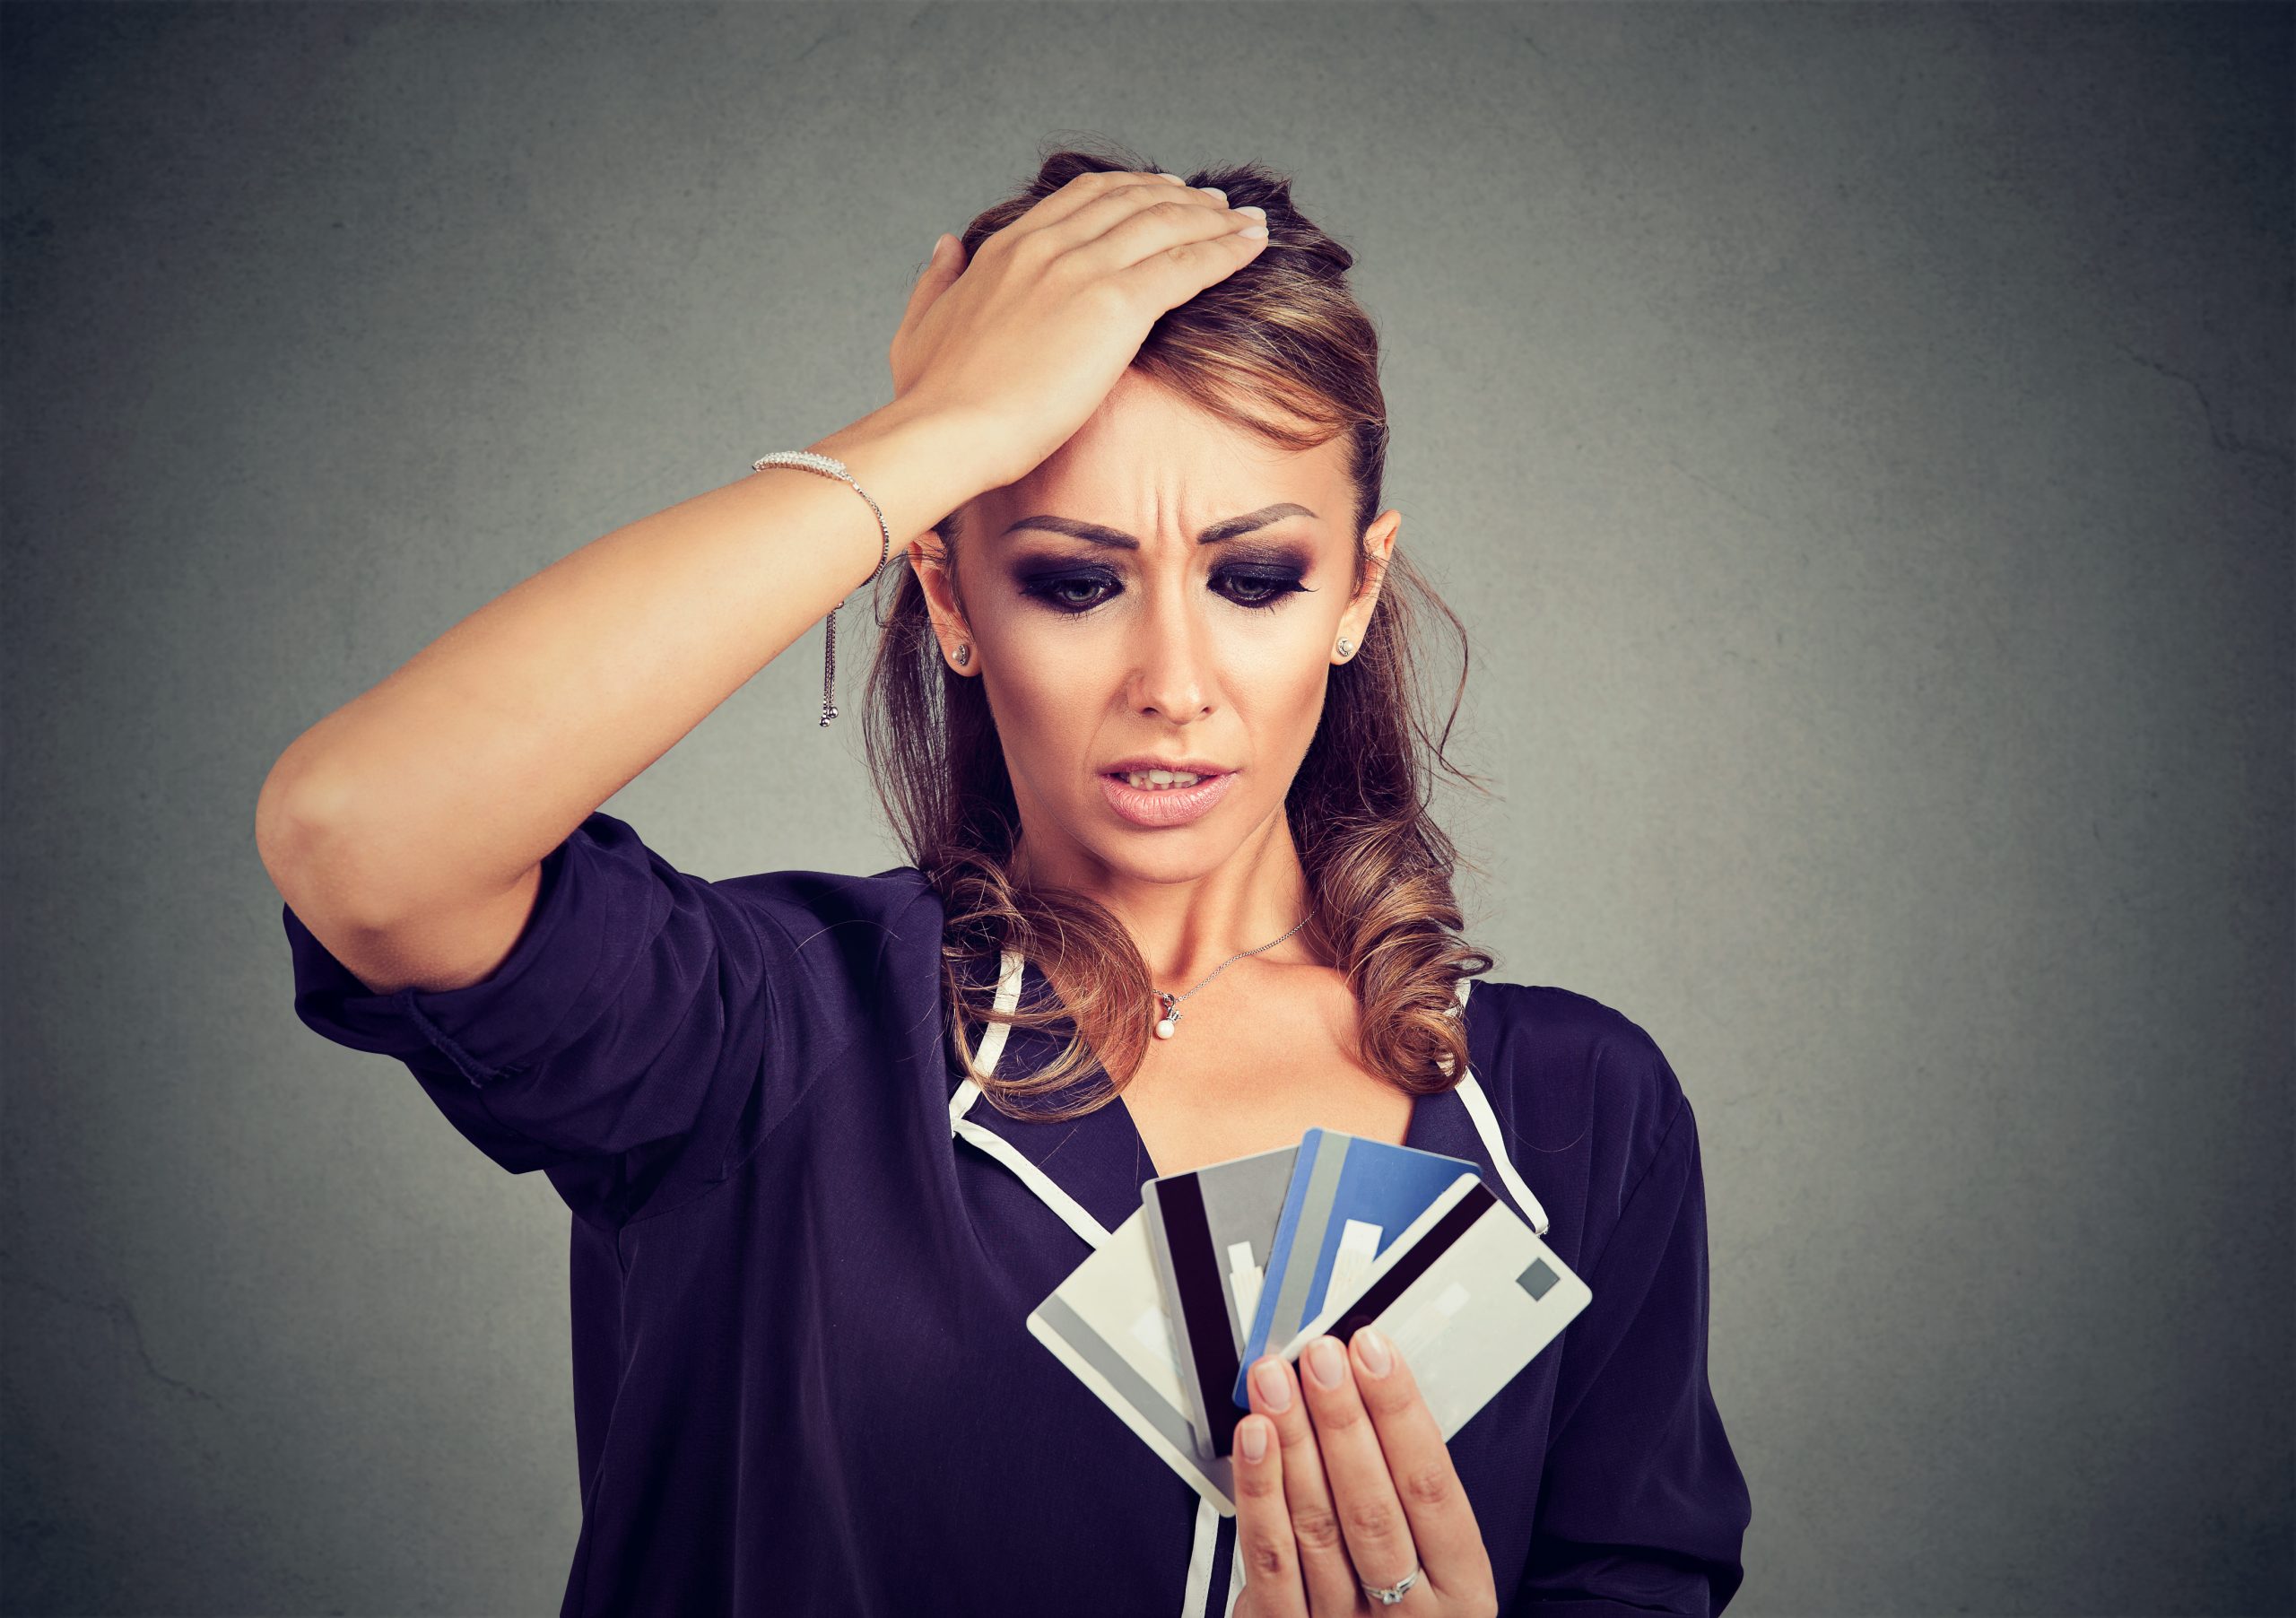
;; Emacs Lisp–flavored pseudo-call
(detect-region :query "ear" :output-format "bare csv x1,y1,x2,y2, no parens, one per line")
907,531,978,675
1335,509,1400,664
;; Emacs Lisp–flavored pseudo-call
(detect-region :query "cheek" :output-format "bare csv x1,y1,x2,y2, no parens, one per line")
974,619,1110,759
1251,655,1335,748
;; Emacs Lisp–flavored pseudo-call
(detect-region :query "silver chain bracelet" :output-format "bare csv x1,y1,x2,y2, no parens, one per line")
751,449,894,726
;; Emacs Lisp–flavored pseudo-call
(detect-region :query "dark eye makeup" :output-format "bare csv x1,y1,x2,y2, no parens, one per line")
1012,549,1318,617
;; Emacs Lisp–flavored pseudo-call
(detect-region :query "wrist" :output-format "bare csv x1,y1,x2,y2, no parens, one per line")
806,399,1005,553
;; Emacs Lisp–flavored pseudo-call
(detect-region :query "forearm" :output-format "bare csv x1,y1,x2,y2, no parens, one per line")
256,399,987,928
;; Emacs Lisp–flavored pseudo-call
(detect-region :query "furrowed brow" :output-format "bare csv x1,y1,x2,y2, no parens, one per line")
999,502,1316,549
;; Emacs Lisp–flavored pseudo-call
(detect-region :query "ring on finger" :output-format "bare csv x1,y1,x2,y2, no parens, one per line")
1358,1559,1423,1606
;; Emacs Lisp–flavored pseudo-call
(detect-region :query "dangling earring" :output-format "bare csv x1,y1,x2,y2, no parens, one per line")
1335,636,1352,660
953,642,971,668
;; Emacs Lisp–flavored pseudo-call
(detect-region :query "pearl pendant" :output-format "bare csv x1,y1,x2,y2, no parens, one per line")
1154,1017,1177,1040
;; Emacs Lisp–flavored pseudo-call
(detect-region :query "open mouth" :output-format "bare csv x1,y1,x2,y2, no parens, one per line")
1097,769,1238,828
1109,768,1213,791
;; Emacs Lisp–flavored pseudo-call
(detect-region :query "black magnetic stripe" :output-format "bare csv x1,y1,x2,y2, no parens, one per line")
1327,1180,1496,1344
1161,1172,1245,1455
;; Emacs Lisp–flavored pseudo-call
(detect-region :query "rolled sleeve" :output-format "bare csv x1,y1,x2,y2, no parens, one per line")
283,811,782,1205
1511,1090,1753,1616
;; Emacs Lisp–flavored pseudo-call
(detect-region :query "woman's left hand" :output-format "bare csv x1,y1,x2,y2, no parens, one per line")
1232,1328,1500,1616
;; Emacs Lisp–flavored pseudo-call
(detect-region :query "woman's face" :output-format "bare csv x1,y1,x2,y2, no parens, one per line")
911,370,1399,892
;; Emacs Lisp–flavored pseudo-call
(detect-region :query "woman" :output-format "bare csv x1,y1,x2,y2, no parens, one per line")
260,144,1752,1617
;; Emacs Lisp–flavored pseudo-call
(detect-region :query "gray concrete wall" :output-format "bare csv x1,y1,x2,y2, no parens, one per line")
4,4,2287,1613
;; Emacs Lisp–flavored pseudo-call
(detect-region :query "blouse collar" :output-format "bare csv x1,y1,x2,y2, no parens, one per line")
945,950,1546,1248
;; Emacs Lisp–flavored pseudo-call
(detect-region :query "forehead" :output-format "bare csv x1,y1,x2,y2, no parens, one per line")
978,371,1351,539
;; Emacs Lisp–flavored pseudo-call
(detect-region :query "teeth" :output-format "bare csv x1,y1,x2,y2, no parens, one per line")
1124,770,1205,790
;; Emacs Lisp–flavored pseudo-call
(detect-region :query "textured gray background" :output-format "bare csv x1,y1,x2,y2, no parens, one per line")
4,3,2289,1614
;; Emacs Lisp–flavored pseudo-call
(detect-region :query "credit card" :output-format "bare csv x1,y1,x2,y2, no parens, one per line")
1273,1171,1593,1441
1231,1129,1482,1411
1025,1204,1238,1517
1141,1144,1298,1460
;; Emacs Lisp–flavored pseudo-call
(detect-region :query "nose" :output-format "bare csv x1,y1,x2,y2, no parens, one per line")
1123,580,1215,722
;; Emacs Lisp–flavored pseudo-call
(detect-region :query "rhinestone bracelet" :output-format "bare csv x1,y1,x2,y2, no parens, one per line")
751,449,894,726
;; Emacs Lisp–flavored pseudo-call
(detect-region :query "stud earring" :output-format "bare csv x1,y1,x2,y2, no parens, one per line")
953,642,970,668
1335,636,1352,659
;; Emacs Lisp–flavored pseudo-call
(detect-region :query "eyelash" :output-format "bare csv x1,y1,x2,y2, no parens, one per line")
1019,568,1310,616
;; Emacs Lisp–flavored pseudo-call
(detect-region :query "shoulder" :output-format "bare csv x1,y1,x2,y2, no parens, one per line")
715,857,944,987
1459,976,1694,1244
559,806,933,935
1463,976,1687,1133
573,809,943,974
718,859,938,941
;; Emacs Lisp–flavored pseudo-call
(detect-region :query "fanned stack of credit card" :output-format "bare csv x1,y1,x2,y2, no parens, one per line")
1024,1129,1591,1516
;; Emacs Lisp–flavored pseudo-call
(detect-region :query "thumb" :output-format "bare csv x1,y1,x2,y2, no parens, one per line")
901,231,962,319
921,231,964,283
890,232,965,394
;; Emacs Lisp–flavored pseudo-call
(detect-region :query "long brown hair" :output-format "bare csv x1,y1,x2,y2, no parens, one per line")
860,136,1497,1122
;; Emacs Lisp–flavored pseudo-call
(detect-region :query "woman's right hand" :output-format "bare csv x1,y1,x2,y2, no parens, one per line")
885,170,1269,492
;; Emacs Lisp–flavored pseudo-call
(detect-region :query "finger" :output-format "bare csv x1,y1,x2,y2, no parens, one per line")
1023,166,1193,232
1246,1353,1359,1616
1296,1334,1422,1602
1100,197,1269,311
1024,175,1249,278
1230,1414,1306,1618
1348,1327,1493,1605
1051,173,1260,258
987,167,1190,252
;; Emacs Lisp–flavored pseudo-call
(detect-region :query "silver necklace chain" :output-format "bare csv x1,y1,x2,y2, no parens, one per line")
1152,913,1312,1040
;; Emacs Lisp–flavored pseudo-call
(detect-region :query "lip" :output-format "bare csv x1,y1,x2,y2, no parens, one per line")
1097,767,1239,829
1100,756,1232,777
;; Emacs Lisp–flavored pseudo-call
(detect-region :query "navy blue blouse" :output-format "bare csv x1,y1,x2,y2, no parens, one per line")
282,810,1751,1616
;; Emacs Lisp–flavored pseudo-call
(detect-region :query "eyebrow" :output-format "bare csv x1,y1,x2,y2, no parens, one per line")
998,502,1317,549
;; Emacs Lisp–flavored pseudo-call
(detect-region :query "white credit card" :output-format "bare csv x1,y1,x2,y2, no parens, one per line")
1029,1175,1590,1518
1026,1205,1239,1516
1274,1172,1592,1443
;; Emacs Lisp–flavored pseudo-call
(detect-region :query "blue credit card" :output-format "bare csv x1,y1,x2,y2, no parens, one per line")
1229,1128,1482,1411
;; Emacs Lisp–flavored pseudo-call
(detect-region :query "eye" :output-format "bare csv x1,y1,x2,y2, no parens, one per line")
1018,568,1122,614
1013,563,1314,617
1214,569,1311,611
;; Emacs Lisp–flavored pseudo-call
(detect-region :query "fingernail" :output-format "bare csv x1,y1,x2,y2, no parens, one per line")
1250,1357,1292,1413
1239,1418,1268,1461
1156,172,1187,184
1197,185,1228,204
1306,1336,1346,1389
1355,1327,1393,1379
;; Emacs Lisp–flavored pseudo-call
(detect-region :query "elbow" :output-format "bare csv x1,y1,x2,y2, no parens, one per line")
255,760,396,930
255,754,349,877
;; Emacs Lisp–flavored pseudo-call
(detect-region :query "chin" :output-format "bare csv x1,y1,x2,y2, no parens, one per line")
1073,829,1217,882
1089,803,1271,885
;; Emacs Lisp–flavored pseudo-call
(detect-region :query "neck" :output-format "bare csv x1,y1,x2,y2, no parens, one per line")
1011,812,1316,987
